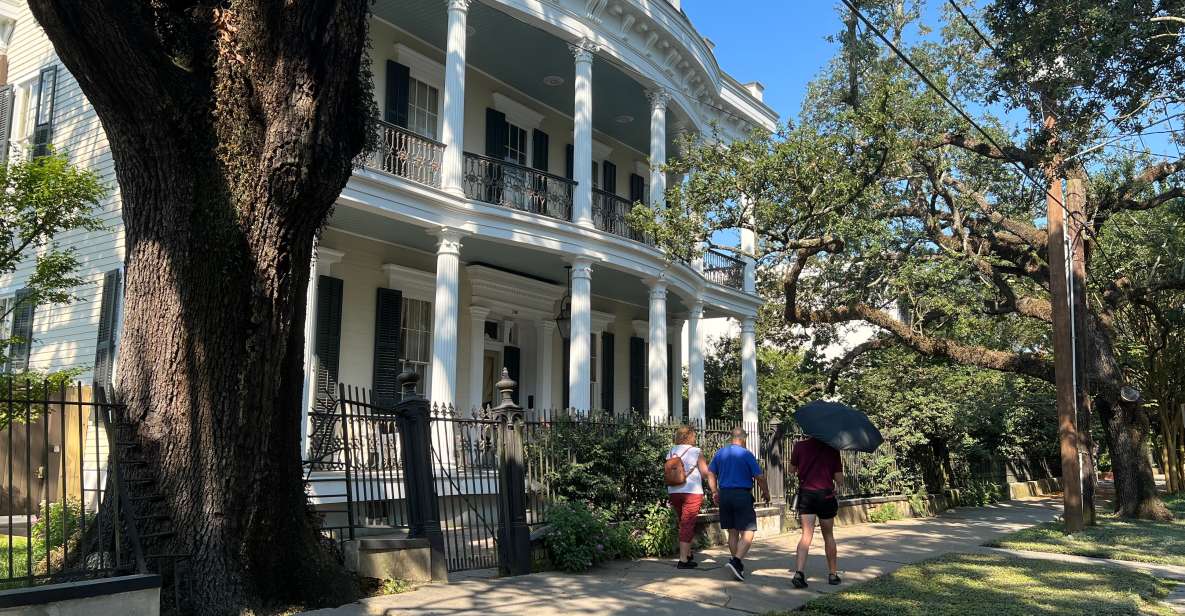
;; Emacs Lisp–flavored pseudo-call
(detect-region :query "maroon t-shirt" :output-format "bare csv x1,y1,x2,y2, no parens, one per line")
791,438,842,491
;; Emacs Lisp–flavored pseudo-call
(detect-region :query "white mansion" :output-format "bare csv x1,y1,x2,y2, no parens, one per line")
0,0,774,451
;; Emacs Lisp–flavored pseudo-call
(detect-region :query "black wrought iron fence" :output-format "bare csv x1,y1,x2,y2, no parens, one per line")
462,153,574,221
359,120,444,187
308,373,916,575
0,381,146,590
591,189,652,245
702,249,746,291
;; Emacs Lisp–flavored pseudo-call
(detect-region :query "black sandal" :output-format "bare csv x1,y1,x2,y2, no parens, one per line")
792,571,808,588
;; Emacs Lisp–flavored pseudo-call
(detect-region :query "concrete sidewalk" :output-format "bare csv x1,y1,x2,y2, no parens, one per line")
301,498,1061,616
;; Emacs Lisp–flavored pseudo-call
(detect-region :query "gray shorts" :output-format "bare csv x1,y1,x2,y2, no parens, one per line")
718,488,757,531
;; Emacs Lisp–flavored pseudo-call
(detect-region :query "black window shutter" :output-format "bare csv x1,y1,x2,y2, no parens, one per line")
313,276,344,414
385,61,411,127
628,336,644,413
600,333,614,413
0,85,14,166
629,173,646,205
531,129,549,171
485,108,508,158
602,161,617,194
503,345,521,404
561,338,570,410
93,269,122,391
32,66,57,158
667,343,676,419
8,288,35,373
564,144,574,180
372,287,403,408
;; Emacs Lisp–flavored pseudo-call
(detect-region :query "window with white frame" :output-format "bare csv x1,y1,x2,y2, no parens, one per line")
407,77,439,140
505,122,528,166
399,297,433,395
8,66,56,159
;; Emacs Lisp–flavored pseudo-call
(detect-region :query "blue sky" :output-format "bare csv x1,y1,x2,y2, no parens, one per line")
682,1,1181,160
682,1,844,122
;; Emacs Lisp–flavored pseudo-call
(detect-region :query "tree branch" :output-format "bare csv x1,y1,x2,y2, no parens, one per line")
933,133,1037,167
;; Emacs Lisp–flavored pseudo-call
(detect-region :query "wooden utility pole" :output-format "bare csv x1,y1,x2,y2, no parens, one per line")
1049,177,1085,532
1066,177,1096,525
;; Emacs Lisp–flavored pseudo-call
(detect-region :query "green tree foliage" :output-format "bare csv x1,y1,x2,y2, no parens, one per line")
635,0,1183,519
838,346,1057,491
0,153,105,362
0,153,104,429
703,336,812,424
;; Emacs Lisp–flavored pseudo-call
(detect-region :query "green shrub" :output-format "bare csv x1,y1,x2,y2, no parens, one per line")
544,501,638,572
961,480,1004,507
907,490,928,516
526,417,672,520
635,501,679,557
869,503,902,523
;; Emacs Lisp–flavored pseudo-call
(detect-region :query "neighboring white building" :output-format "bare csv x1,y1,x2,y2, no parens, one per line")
0,1,776,455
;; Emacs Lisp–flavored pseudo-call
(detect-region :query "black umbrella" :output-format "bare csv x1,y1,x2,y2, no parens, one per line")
794,400,883,452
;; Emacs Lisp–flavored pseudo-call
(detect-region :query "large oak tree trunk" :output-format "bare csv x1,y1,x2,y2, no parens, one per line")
28,2,375,612
1089,323,1170,520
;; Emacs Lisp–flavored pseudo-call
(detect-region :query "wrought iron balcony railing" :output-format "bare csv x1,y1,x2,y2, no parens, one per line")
462,153,575,221
360,120,444,188
703,249,746,291
591,188,654,245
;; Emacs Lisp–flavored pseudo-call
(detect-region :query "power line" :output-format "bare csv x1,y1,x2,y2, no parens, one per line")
946,0,1000,57
840,0,1081,228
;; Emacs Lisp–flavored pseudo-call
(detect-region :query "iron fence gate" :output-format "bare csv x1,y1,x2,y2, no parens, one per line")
427,405,503,572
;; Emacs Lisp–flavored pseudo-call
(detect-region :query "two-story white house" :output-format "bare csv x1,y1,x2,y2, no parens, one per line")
0,0,775,456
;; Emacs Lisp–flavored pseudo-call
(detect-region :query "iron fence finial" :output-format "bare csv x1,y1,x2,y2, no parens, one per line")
495,368,517,407
397,369,420,397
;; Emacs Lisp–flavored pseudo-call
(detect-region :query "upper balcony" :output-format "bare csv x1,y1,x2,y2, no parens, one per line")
353,1,769,295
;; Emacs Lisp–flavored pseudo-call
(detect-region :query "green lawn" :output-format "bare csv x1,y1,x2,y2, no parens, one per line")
0,534,31,579
783,552,1177,616
986,493,1185,566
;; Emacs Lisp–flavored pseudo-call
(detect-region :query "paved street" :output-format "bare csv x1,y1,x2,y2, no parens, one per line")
301,498,1062,615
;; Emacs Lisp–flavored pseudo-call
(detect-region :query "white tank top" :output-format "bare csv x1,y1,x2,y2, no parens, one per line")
666,445,704,494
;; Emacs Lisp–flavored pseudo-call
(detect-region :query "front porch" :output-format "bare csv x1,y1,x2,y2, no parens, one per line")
298,225,759,436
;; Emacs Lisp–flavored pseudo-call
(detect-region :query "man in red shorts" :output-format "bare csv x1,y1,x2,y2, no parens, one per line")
788,436,843,588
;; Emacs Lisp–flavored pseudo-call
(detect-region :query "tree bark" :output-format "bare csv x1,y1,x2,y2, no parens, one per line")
1088,322,1171,520
28,1,374,612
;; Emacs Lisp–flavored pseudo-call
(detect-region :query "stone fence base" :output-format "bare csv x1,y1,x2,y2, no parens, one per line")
0,574,160,616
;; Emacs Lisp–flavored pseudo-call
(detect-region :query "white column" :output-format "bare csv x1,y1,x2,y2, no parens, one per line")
430,228,464,406
300,247,343,457
646,89,671,208
570,39,598,227
568,258,594,412
441,0,472,196
670,319,683,419
536,321,555,413
740,198,757,293
688,303,705,427
647,279,669,423
467,305,491,415
740,316,759,454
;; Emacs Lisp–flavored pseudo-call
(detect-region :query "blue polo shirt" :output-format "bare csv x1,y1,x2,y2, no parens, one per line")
708,444,763,489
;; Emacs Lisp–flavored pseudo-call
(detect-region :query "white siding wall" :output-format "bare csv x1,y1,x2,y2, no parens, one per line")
2,2,125,380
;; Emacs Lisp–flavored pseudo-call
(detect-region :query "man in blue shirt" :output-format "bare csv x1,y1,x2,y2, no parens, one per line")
707,428,770,581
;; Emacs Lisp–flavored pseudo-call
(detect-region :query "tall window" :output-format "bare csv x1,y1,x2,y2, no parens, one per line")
399,297,433,395
407,77,439,140
505,122,527,165
590,332,599,410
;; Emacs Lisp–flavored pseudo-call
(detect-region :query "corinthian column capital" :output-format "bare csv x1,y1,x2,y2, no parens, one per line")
569,37,600,63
